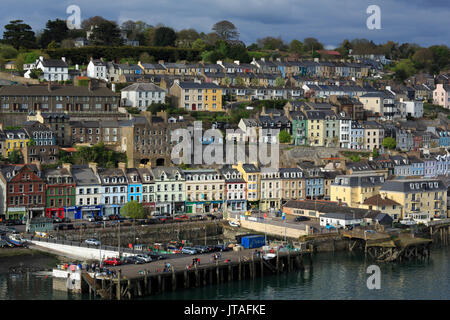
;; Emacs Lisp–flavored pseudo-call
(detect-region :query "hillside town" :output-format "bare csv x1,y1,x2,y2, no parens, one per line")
0,17,449,235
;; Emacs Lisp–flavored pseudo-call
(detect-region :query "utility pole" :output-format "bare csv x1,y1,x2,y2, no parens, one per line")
118,220,121,258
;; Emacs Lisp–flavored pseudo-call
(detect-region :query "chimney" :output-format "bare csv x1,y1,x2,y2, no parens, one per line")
112,83,116,92
62,163,72,174
261,58,265,62
32,160,42,173
88,162,98,175
39,56,44,62
75,64,79,70
234,60,240,65
118,162,127,172
158,60,164,65
61,57,66,63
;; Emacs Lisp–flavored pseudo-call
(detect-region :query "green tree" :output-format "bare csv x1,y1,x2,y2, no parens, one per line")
29,69,43,79
7,150,22,164
139,52,155,63
3,20,36,49
257,36,286,51
192,38,206,51
39,19,69,48
222,76,231,86
154,27,176,46
176,29,200,47
88,21,124,46
279,130,292,143
0,44,18,59
275,77,285,87
120,200,145,219
212,20,239,40
303,37,323,52
382,137,396,150
235,76,245,87
289,39,303,55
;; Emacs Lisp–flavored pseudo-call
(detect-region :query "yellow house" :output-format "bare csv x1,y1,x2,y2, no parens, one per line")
3,129,30,158
360,194,402,221
306,111,325,147
330,174,385,208
169,80,223,112
233,162,260,206
379,179,448,220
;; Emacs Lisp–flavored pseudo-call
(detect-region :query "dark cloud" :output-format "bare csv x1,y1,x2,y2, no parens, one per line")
0,0,448,47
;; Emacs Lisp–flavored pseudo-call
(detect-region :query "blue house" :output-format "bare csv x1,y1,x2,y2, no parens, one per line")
126,168,143,203
436,128,450,148
409,156,424,176
297,162,324,199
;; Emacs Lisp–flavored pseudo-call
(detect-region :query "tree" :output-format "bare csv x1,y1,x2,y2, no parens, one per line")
212,20,239,41
154,27,176,46
192,38,206,51
393,59,416,82
39,19,69,48
303,37,323,52
257,36,286,51
61,39,75,49
139,52,155,63
289,39,303,55
235,76,245,87
120,201,145,219
81,16,109,31
279,130,292,144
0,44,18,59
382,137,396,150
176,29,200,47
275,77,285,87
29,69,43,79
3,20,36,49
7,150,22,164
88,21,124,46
223,76,231,86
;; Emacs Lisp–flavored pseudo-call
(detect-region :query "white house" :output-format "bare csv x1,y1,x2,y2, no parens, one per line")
24,56,68,81
120,83,166,110
319,212,364,228
87,58,108,81
401,100,423,118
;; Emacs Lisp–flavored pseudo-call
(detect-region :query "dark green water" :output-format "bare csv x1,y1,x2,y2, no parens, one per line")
1,248,449,300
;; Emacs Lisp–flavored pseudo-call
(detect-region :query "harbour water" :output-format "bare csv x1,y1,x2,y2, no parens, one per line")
1,248,449,300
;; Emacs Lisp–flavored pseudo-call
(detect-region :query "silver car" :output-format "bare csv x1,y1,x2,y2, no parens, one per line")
85,238,101,246
135,254,152,263
181,247,197,255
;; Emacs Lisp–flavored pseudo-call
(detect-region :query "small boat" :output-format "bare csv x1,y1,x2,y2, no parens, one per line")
229,220,240,227
6,233,26,247
263,253,276,260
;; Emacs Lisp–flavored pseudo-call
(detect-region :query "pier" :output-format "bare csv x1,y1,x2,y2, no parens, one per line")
342,229,432,262
79,248,312,300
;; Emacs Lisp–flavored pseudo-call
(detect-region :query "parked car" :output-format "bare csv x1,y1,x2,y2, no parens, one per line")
193,245,209,253
124,255,144,265
214,244,231,252
181,247,197,255
85,238,101,246
102,215,109,221
148,253,164,260
103,257,122,266
160,216,173,223
174,214,189,221
191,214,205,221
86,216,96,222
294,216,310,222
135,254,152,263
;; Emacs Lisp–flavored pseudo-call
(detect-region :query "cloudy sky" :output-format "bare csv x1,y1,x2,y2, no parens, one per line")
1,0,449,48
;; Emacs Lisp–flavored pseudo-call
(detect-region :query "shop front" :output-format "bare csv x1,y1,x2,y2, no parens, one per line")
64,206,78,220
185,201,222,214
6,207,26,222
75,205,103,220
103,204,122,218
27,207,45,219
45,207,65,219
143,202,156,216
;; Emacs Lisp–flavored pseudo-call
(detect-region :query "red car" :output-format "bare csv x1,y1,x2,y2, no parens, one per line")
174,214,189,221
103,257,122,266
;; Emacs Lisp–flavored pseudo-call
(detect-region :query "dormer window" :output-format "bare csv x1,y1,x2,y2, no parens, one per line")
434,182,438,188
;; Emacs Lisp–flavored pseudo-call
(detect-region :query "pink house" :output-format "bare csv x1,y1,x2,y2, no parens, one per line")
433,84,450,109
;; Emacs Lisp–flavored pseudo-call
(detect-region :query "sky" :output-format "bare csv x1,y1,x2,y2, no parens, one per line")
1,0,449,48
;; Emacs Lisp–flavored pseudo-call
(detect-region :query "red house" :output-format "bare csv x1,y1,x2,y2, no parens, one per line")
0,164,45,222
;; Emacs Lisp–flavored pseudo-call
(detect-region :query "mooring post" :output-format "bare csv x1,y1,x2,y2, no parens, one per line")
195,264,199,287
109,276,113,300
203,267,207,286
238,256,242,281
157,274,162,293
228,263,232,282
144,270,148,293
172,266,176,291
184,270,188,288
117,269,121,300
127,280,132,299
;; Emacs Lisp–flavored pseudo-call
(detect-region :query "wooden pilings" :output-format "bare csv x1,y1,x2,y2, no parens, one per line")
102,250,309,300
